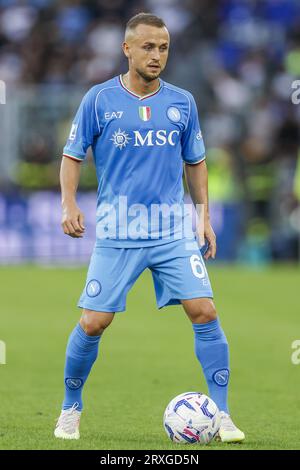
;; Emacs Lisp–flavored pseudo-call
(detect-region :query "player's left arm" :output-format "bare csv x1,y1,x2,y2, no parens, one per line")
184,160,216,260
181,93,216,260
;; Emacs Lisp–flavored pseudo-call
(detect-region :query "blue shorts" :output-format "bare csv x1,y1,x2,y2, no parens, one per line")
78,238,213,312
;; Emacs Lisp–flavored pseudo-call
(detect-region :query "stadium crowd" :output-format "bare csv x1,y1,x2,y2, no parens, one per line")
0,0,300,261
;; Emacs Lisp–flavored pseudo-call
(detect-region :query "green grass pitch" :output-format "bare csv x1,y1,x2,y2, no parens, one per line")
0,264,299,450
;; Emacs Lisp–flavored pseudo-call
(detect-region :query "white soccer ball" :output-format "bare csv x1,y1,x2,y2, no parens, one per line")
163,392,220,445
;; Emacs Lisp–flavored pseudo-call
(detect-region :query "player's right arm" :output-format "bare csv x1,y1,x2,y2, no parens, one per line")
60,86,100,238
60,156,85,238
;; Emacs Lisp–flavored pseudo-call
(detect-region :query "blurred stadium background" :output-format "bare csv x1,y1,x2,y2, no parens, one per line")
1,0,300,451
1,0,300,265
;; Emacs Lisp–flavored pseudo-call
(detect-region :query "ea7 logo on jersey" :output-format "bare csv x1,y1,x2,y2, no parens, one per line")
105,111,124,120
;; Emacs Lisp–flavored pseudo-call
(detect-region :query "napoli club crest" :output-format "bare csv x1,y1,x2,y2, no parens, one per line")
65,378,83,390
86,279,102,297
213,369,229,387
167,106,181,122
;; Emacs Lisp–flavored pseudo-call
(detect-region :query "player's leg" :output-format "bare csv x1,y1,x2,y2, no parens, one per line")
55,245,148,439
182,298,245,443
150,241,229,410
63,309,114,411
181,297,229,414
150,238,245,442
54,310,114,440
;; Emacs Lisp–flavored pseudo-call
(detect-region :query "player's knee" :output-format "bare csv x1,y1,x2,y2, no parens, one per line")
196,299,217,323
80,310,114,336
186,298,217,324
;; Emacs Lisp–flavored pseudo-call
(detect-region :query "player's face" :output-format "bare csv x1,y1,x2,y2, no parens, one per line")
123,24,170,82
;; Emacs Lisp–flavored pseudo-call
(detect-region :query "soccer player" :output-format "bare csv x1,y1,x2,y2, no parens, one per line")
54,13,245,443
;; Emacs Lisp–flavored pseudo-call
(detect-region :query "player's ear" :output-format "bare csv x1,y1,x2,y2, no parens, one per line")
122,42,130,58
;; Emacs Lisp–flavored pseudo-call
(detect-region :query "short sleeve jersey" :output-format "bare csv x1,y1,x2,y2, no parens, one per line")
63,75,206,246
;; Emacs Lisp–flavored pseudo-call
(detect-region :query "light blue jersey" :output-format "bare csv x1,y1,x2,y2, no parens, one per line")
63,75,206,247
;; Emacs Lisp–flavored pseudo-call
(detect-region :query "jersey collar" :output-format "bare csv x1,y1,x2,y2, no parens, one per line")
118,74,163,100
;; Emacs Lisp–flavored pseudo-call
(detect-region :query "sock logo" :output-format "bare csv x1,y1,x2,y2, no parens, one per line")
65,378,83,390
86,279,101,297
213,369,229,387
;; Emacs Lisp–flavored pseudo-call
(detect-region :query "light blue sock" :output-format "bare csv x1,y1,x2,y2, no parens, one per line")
62,323,101,411
193,318,229,413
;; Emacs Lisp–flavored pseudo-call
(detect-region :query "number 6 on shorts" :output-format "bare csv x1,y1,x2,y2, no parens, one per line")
190,254,207,279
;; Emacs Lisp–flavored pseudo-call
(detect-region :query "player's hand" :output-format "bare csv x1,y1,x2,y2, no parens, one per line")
203,220,216,260
61,204,85,238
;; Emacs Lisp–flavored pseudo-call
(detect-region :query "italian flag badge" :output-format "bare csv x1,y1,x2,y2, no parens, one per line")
139,106,151,121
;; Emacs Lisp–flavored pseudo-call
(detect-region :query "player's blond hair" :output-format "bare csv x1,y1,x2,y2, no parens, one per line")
125,12,166,35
